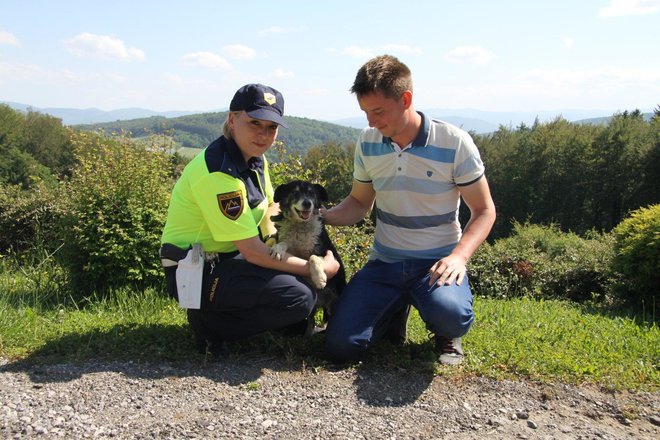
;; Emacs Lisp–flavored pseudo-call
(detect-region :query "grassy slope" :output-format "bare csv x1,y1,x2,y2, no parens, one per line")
1,279,657,390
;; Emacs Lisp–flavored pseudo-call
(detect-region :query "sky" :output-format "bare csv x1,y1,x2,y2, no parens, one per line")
1,0,659,122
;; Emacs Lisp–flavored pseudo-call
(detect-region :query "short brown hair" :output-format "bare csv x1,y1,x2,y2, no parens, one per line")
350,55,412,99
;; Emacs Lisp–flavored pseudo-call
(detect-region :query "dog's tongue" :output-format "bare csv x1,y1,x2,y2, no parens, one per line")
300,210,311,220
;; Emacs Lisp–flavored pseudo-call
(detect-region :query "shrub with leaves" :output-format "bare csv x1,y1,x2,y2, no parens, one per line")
60,130,173,293
611,204,660,308
327,218,373,280
0,182,64,255
469,223,615,301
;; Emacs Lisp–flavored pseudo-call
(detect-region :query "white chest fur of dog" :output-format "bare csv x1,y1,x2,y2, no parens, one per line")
270,217,327,290
272,216,323,260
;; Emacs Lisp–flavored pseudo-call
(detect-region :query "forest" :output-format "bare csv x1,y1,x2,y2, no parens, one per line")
0,104,658,310
76,111,361,157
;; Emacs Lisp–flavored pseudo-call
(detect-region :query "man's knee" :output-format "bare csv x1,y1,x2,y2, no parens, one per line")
425,293,474,337
324,324,365,361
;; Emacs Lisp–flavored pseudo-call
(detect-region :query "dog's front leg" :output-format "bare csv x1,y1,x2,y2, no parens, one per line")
308,255,327,289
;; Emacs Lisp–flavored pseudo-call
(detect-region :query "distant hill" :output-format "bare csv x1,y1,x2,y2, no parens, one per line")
333,114,498,134
1,101,209,125
573,112,653,126
333,107,654,134
75,112,361,156
5,100,653,151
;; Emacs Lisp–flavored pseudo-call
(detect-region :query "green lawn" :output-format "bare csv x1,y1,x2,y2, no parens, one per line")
1,274,657,390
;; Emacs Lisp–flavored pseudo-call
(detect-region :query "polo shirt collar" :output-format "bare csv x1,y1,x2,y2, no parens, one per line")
383,111,430,149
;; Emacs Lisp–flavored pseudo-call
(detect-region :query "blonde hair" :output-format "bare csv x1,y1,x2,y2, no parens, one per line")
222,111,241,139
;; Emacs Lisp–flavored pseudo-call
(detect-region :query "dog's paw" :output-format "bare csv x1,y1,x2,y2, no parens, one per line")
269,243,287,260
308,255,327,289
264,236,277,248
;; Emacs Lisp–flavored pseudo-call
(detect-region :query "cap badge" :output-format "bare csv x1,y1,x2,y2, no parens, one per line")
263,92,276,106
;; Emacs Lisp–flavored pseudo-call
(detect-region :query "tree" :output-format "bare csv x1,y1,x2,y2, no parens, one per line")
23,111,75,177
303,142,355,204
0,105,55,188
590,111,653,230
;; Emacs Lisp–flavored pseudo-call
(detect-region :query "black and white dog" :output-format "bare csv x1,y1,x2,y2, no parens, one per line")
269,180,346,335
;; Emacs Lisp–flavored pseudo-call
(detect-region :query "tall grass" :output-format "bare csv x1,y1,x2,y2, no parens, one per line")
1,255,657,390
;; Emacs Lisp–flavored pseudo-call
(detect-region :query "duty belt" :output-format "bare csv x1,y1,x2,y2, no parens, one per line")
159,243,239,267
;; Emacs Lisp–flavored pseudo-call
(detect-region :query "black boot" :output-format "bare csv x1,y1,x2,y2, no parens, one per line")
382,305,410,345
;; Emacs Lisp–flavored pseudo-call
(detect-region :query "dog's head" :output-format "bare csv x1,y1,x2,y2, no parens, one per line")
273,180,328,223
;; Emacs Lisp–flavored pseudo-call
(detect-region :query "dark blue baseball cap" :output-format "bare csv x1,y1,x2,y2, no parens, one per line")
229,83,288,128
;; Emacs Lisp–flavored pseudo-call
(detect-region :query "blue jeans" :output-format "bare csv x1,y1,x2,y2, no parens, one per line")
325,259,474,361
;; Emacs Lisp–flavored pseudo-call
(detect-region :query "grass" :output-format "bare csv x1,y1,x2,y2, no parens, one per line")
1,259,658,390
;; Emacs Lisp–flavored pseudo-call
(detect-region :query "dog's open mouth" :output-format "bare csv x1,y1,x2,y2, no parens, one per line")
295,208,312,221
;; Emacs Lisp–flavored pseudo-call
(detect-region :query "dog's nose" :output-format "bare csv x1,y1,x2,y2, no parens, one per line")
301,200,312,210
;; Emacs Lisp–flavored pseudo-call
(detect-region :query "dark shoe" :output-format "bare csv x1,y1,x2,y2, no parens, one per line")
187,309,229,358
276,318,309,336
383,305,410,345
435,336,464,366
205,339,230,358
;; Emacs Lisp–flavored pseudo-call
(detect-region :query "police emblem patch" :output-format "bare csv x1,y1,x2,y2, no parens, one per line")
264,92,276,105
217,190,244,220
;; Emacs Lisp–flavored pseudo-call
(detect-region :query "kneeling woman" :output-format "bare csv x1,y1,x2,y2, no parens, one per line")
160,84,340,355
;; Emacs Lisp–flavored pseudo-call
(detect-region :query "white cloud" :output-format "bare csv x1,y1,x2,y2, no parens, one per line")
222,44,256,60
0,30,19,46
273,68,294,78
380,44,423,55
509,66,660,107
517,66,660,86
599,0,660,17
444,46,496,65
181,51,231,70
563,37,574,49
63,33,145,61
258,26,288,36
258,26,308,37
341,46,375,58
0,60,128,86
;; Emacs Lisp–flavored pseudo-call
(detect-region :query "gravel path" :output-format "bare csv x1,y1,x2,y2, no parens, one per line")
1,356,658,439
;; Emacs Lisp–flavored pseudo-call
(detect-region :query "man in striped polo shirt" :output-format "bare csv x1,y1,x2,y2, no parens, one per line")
323,55,496,365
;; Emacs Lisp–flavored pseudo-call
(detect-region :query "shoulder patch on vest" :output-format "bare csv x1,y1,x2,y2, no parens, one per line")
217,190,244,220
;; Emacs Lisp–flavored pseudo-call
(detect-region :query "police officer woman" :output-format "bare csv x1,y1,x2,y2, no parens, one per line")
160,84,340,355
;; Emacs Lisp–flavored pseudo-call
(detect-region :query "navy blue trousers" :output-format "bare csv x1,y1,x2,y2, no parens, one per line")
165,256,316,342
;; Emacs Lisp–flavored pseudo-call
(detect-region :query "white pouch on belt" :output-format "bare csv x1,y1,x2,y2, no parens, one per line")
175,243,204,309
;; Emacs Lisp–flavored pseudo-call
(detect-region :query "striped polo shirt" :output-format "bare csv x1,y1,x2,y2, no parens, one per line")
353,112,485,263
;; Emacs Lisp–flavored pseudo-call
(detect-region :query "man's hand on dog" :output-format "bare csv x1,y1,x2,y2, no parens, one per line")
429,254,467,286
321,250,341,279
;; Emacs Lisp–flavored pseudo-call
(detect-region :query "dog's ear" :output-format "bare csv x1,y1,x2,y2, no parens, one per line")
273,182,292,203
313,183,328,202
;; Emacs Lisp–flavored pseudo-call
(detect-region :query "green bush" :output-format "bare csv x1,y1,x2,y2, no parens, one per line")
612,204,660,308
0,182,64,255
59,130,173,293
469,223,614,301
327,218,373,280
